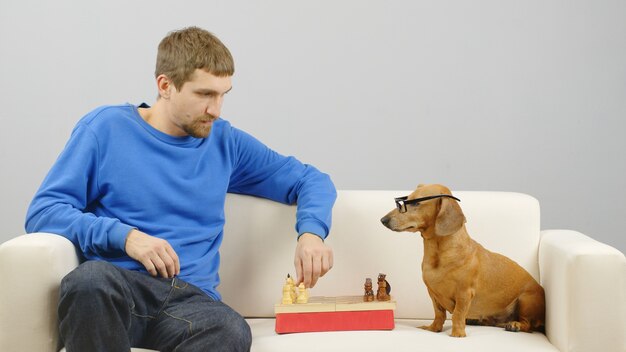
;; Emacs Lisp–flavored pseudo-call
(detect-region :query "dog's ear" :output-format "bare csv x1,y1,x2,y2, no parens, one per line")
434,197,466,236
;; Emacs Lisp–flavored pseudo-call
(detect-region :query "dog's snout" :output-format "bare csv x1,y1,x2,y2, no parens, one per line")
381,216,390,227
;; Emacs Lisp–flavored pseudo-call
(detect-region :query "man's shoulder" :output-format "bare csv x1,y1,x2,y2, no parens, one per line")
77,103,137,129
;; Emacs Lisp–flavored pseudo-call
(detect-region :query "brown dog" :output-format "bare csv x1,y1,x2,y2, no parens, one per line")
380,184,545,337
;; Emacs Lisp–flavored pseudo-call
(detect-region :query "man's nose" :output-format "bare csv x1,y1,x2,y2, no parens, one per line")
206,103,221,118
206,96,224,118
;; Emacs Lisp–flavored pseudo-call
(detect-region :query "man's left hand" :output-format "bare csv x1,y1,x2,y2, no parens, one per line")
294,233,333,288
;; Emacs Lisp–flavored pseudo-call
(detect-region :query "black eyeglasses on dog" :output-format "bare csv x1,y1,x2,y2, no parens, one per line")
394,194,461,213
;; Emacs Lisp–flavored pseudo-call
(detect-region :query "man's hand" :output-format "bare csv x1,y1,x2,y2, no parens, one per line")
124,229,180,278
294,233,333,288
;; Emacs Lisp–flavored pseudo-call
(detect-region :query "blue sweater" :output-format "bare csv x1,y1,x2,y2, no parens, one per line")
25,104,336,300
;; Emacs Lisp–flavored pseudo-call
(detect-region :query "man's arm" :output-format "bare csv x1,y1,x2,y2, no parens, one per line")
25,123,180,278
227,126,337,287
25,124,133,256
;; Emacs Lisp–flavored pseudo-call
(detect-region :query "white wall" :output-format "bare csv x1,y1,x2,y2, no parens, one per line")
1,0,624,254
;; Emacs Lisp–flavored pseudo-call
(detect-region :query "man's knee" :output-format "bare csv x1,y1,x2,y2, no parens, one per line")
60,261,122,299
186,305,252,352
193,318,251,352
223,313,252,351
58,261,134,351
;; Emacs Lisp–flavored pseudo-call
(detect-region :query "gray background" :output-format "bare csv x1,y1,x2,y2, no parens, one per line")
1,0,624,254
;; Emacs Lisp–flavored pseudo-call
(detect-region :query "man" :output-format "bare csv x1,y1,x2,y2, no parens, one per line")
25,26,336,352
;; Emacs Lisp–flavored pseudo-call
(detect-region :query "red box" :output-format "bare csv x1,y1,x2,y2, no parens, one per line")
274,295,396,334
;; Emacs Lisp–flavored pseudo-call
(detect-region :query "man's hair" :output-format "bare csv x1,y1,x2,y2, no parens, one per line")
155,26,234,91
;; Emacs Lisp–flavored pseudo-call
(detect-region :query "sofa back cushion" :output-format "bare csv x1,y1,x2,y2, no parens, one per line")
220,190,540,319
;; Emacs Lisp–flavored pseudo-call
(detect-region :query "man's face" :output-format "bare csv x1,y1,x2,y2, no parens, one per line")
167,69,232,138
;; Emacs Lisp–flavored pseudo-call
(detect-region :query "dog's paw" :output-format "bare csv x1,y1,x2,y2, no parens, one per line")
505,321,521,332
450,329,467,338
418,324,443,333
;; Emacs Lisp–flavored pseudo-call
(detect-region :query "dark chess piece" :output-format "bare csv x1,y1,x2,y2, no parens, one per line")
376,273,391,301
363,278,375,302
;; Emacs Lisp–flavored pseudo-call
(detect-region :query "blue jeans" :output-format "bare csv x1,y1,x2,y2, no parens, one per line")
58,261,251,352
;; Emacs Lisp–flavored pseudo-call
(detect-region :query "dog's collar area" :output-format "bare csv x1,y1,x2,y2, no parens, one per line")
394,194,461,213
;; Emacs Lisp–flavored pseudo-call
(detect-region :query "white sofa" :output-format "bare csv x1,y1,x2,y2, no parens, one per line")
1,190,625,352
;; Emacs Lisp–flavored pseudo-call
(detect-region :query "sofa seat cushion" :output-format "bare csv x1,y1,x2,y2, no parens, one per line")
247,318,559,352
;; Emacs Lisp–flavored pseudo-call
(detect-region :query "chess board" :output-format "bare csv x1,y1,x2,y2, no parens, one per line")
274,295,396,334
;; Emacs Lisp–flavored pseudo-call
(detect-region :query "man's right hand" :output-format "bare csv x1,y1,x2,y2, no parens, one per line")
124,229,180,278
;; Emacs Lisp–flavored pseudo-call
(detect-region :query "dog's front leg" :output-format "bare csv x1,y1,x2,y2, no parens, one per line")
419,289,447,332
450,289,474,337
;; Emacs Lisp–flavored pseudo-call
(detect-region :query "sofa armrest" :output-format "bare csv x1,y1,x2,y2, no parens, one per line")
0,233,80,352
539,229,626,352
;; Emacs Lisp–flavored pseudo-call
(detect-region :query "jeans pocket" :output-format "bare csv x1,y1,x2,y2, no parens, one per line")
171,277,189,290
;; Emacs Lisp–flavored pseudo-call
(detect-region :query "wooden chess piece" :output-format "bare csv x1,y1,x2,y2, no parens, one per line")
282,282,294,304
376,273,391,301
363,278,375,302
296,282,309,304
282,274,295,304
286,274,297,302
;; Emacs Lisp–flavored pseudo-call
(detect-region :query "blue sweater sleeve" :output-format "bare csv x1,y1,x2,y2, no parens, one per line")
227,127,336,239
25,124,133,257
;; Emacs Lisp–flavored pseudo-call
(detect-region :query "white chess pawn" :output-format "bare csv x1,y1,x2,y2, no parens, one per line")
296,283,309,304
287,274,297,302
282,282,294,304
281,274,295,304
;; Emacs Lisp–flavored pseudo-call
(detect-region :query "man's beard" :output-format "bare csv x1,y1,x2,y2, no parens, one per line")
181,116,215,138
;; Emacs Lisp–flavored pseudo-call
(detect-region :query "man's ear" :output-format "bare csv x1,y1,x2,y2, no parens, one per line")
156,74,173,99
434,197,465,236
